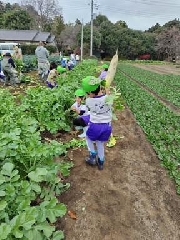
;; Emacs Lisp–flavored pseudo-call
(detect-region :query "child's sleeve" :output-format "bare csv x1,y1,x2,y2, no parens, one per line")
80,105,87,111
71,102,78,110
79,104,87,115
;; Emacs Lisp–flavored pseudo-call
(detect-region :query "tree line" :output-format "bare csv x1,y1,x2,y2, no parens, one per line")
1,0,180,60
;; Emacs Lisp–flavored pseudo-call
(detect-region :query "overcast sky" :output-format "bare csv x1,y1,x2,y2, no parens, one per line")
8,0,180,30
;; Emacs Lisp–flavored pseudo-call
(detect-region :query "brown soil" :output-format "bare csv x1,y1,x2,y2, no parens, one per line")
134,64,180,75
59,108,180,240
0,71,44,96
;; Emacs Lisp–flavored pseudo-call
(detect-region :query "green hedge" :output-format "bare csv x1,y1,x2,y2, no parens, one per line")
21,44,57,55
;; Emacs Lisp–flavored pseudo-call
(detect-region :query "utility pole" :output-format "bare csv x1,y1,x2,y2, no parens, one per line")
81,19,84,61
90,0,93,56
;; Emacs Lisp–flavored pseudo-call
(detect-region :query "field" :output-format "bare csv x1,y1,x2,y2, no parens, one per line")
60,63,180,240
135,63,180,75
1,60,180,239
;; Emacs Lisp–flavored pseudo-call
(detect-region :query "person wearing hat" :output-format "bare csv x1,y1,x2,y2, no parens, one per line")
35,41,50,81
3,52,16,68
1,52,19,85
71,88,90,138
99,63,109,80
67,59,74,70
81,76,112,170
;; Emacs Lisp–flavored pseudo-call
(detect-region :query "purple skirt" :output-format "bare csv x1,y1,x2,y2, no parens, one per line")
81,115,90,126
86,122,112,142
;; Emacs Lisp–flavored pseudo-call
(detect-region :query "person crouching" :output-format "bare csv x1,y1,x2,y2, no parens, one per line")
46,62,58,88
71,88,90,138
1,52,19,85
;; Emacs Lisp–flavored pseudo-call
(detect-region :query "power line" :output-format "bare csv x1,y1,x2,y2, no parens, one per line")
60,0,180,29
99,5,179,19
125,0,180,7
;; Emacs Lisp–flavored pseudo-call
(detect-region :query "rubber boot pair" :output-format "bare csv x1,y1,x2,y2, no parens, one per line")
86,152,104,170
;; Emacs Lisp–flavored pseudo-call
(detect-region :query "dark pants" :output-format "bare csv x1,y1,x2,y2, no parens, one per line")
73,117,87,127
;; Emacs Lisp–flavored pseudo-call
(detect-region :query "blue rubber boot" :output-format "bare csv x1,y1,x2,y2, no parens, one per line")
97,158,104,170
85,152,97,166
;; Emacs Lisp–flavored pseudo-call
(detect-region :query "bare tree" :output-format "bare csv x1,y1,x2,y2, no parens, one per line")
59,24,81,50
155,26,180,61
21,0,62,30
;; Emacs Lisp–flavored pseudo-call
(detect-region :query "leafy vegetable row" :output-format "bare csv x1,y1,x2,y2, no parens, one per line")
119,64,180,107
0,60,98,239
120,60,169,65
20,60,98,134
22,55,61,73
115,68,180,193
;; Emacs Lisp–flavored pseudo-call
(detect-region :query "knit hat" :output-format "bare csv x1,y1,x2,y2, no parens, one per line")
81,76,101,92
75,88,86,97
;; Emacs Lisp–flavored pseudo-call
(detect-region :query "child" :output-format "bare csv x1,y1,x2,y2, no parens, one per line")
46,62,58,88
67,60,74,70
71,88,90,138
99,64,109,80
81,76,112,170
61,57,67,68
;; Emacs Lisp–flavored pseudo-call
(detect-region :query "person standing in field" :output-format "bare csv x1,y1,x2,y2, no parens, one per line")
81,76,112,170
75,54,80,64
70,52,76,66
13,46,23,61
35,41,50,81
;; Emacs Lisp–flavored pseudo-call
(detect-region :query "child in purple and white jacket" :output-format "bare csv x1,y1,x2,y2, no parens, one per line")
99,64,109,80
82,76,112,170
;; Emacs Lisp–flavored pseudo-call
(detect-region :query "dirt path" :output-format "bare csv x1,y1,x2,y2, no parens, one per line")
60,108,180,240
134,64,180,75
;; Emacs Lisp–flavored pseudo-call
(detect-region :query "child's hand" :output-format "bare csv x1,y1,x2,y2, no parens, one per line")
71,106,76,111
71,106,80,114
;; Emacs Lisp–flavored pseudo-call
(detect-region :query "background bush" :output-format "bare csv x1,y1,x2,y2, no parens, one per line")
21,44,57,55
